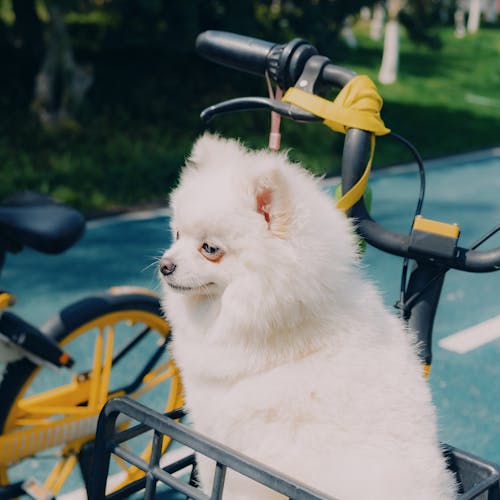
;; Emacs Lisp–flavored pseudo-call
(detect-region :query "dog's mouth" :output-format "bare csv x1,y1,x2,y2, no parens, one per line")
167,282,216,293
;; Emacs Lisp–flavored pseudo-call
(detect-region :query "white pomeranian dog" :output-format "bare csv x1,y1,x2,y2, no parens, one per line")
159,134,457,500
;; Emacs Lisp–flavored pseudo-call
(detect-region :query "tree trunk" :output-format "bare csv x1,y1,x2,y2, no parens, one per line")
454,0,467,38
341,18,357,48
378,0,404,85
370,2,386,41
467,0,482,33
379,20,399,84
33,3,93,129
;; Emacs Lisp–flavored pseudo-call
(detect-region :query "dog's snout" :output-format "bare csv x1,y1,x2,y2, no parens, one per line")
160,258,176,276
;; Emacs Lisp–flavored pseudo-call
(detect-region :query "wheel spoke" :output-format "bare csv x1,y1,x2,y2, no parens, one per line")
129,360,178,399
98,325,115,407
88,324,115,410
112,325,154,366
88,325,105,408
45,454,78,495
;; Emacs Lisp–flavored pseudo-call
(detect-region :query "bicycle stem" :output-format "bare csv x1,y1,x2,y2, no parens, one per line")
403,262,448,367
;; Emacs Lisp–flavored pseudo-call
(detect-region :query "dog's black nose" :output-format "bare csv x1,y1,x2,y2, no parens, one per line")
160,258,176,276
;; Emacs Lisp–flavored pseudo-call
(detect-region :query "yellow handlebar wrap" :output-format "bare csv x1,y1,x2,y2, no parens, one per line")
281,75,390,212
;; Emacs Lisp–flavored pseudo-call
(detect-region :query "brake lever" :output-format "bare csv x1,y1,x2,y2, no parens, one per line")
200,55,334,124
200,96,320,123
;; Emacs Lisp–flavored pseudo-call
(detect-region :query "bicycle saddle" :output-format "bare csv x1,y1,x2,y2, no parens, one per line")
0,191,85,254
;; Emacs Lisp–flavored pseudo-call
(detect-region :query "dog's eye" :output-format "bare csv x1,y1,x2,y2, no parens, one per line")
200,242,224,262
202,243,219,255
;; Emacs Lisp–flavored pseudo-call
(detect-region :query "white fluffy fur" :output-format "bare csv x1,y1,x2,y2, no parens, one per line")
160,134,457,500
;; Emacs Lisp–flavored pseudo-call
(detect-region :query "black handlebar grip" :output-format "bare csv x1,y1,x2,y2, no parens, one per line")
196,31,276,77
196,30,319,88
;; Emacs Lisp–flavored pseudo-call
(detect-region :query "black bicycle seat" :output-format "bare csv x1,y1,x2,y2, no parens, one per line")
0,191,85,254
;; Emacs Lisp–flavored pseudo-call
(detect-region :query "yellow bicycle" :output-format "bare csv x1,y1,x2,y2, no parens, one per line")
0,192,182,499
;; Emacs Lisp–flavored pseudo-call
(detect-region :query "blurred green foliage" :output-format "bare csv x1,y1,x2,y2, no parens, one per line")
0,1,499,214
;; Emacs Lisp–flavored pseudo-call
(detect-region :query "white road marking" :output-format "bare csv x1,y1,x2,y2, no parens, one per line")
438,315,500,354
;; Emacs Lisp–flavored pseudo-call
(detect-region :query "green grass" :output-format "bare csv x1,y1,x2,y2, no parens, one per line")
1,23,499,214
341,24,500,165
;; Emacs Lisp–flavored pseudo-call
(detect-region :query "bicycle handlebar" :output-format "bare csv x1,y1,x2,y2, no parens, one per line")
196,30,500,273
197,31,276,77
197,30,355,89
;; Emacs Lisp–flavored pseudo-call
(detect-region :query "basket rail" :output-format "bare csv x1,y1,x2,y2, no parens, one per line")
89,396,500,500
89,396,337,500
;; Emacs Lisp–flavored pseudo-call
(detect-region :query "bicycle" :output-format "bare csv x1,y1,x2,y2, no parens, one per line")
0,191,183,499
89,31,500,499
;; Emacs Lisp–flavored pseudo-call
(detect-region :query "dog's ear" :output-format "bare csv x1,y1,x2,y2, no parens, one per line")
189,133,218,165
189,133,243,167
254,169,291,238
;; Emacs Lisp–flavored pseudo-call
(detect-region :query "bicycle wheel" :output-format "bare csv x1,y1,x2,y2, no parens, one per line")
0,287,183,498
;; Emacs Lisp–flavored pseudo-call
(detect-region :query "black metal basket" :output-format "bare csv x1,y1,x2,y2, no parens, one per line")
89,396,500,500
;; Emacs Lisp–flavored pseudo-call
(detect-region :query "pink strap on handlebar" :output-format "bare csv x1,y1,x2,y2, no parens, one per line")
265,72,282,151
